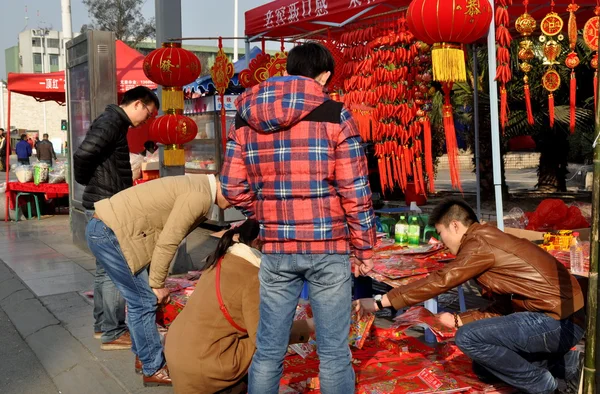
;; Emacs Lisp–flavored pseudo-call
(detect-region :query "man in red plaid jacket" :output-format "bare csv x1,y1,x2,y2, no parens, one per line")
221,42,376,394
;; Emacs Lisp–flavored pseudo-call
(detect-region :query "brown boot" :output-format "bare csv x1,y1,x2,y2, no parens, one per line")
135,356,142,375
100,332,132,351
143,366,171,387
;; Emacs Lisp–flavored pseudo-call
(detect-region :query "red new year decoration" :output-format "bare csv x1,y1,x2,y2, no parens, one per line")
496,0,513,133
210,38,235,152
143,43,201,87
238,52,272,88
149,113,198,145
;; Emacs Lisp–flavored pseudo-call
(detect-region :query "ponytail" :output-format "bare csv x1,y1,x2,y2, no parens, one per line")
205,219,260,269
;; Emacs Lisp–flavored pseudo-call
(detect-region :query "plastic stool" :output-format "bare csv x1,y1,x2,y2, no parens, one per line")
422,225,438,242
15,192,41,222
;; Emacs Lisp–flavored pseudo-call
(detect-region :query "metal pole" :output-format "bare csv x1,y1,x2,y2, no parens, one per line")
154,0,194,274
472,45,481,220
4,91,11,222
245,39,251,68
582,23,600,394
42,32,47,137
233,0,239,62
0,81,5,129
486,0,504,229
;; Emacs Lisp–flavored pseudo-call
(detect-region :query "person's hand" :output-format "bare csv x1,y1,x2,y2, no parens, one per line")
437,312,462,329
352,298,378,318
153,287,171,305
352,257,374,277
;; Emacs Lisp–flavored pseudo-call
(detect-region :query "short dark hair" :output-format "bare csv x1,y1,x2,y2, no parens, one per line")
43,133,49,138
286,41,334,82
20,134,27,140
429,198,479,227
0,128,4,132
120,86,160,110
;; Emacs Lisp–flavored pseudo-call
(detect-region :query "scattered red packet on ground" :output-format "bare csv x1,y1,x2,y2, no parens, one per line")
392,307,457,341
349,311,375,349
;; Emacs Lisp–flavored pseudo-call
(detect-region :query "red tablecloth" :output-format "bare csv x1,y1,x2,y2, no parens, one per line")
5,182,69,210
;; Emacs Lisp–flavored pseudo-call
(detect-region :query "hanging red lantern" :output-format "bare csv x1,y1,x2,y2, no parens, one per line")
143,42,201,87
150,113,198,146
407,0,493,83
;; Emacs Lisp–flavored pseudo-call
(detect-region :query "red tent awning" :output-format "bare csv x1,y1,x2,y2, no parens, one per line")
6,71,66,103
245,0,599,39
7,40,156,103
116,40,157,93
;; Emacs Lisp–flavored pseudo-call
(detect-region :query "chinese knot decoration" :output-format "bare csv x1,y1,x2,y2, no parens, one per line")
210,37,235,152
495,0,513,133
583,4,600,108
515,0,537,125
565,0,580,134
540,1,564,128
144,42,201,166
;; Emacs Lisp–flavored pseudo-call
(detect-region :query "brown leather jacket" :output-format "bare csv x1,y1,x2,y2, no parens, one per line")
387,223,584,324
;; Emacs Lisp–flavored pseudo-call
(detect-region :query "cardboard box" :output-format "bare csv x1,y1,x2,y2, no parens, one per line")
141,161,159,171
491,223,590,242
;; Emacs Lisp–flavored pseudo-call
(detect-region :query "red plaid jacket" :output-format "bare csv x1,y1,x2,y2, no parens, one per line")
221,76,376,259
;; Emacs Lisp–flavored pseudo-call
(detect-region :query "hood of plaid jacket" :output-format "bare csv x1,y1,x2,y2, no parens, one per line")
235,76,331,133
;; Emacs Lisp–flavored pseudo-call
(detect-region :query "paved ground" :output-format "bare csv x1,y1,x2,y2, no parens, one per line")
0,215,220,394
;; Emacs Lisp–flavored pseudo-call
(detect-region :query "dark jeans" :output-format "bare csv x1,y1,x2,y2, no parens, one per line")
455,311,584,394
85,210,127,343
18,158,30,165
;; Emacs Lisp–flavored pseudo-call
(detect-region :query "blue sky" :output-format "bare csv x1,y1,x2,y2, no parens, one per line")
0,0,273,79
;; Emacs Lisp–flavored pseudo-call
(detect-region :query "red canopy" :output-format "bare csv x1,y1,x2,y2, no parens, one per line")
6,40,156,103
245,0,598,39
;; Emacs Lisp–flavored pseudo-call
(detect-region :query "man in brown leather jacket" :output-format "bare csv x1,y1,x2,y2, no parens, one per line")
355,198,584,394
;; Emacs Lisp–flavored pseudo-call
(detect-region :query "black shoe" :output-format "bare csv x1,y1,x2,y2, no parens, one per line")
556,351,583,394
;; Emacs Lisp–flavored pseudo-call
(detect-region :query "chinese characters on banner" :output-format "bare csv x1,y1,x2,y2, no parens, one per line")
44,78,62,89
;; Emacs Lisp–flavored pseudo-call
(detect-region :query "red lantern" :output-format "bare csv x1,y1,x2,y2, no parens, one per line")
407,0,493,82
143,42,201,87
149,113,198,146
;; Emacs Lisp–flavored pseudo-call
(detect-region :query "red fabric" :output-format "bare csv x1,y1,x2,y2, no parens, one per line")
7,40,155,103
5,182,69,210
526,199,590,231
245,1,598,39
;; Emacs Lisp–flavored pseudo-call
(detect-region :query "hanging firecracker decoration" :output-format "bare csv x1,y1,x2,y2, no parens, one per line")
407,0,492,191
495,0,513,133
565,0,580,134
539,1,564,128
515,1,536,125
210,37,235,153
143,42,201,167
583,4,600,109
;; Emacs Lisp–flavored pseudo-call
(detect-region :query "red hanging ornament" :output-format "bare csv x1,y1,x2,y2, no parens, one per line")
210,38,235,152
150,113,198,146
495,0,513,132
515,0,536,125
583,6,600,109
143,43,201,87
442,83,461,192
565,1,580,134
540,1,563,128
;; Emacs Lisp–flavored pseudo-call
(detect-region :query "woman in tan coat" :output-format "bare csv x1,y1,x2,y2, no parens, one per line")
165,220,313,394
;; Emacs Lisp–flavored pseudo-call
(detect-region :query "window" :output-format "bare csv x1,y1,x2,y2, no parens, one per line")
50,54,59,66
33,53,42,65
47,38,60,48
32,37,41,47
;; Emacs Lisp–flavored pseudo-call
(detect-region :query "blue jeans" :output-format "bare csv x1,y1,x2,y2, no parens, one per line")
248,254,354,394
85,210,127,342
455,311,584,394
86,218,164,376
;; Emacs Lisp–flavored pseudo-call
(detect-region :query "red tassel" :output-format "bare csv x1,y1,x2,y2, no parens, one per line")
549,94,555,129
417,158,426,196
386,157,394,192
378,159,385,194
422,119,435,193
570,71,576,134
524,84,534,125
413,160,421,196
442,84,462,192
595,71,598,111
500,86,508,133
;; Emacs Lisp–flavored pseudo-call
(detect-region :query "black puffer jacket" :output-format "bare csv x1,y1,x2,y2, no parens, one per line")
74,104,133,210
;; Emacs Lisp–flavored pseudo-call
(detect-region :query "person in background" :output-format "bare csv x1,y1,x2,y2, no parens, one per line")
0,128,6,172
165,219,315,394
87,174,231,387
221,41,377,394
354,198,585,394
37,133,57,166
16,134,32,165
74,86,159,351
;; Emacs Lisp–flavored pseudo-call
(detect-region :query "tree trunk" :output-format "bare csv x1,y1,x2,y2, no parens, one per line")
535,130,569,192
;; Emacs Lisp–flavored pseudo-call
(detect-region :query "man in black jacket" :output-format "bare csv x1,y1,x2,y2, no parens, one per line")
74,86,159,350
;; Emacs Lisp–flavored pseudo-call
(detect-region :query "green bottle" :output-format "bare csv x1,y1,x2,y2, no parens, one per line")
408,216,420,247
394,215,408,246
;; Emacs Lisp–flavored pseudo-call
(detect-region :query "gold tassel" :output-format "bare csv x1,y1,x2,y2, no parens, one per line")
162,87,184,112
163,144,185,166
431,43,467,83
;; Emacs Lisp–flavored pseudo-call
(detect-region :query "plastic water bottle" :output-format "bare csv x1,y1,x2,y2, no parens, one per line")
408,216,421,247
409,201,422,213
395,216,409,246
570,232,584,274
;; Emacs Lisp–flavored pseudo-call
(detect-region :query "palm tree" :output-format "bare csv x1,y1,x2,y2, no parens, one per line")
433,38,596,196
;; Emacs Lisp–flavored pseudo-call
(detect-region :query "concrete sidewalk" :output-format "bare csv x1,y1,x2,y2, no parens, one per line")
0,214,219,394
